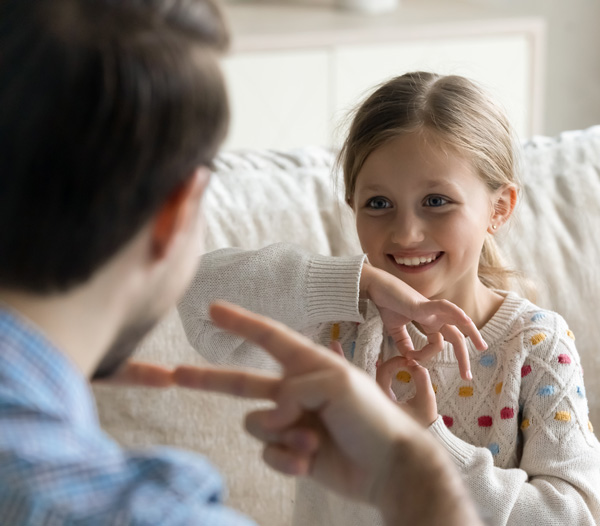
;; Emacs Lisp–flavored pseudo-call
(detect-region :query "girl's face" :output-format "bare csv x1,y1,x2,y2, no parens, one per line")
352,132,499,309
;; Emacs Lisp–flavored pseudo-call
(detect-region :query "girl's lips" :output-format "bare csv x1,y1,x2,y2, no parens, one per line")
388,252,444,274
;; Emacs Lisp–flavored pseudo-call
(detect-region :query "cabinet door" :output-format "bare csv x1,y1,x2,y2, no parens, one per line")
332,35,532,143
221,50,330,150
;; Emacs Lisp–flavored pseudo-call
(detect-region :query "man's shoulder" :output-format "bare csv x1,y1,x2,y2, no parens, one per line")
0,412,254,525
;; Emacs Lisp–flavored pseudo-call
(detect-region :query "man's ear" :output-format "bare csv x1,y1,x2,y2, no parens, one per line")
151,167,211,260
488,183,518,234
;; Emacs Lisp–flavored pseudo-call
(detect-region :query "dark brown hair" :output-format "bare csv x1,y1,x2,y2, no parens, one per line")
0,0,229,292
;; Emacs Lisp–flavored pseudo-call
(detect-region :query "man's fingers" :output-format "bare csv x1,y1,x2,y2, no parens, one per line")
173,365,280,400
246,411,321,454
93,361,174,388
263,443,312,477
329,340,345,357
265,369,353,430
247,411,322,477
209,301,337,373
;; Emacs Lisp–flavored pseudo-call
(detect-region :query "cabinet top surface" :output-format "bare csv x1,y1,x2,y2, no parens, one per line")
223,0,545,52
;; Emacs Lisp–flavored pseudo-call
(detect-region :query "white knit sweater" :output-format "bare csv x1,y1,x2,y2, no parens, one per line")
178,243,600,526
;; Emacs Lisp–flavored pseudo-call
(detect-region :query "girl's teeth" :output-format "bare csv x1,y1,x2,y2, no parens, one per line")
394,255,437,266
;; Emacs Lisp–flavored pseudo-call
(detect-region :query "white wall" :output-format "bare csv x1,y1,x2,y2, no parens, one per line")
464,0,600,136
223,0,600,136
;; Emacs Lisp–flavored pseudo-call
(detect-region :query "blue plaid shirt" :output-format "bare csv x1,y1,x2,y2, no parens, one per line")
0,308,256,525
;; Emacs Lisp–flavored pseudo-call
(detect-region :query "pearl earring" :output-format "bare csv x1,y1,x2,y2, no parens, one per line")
492,224,497,230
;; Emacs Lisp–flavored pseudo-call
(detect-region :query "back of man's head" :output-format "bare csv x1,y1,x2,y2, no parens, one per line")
0,0,229,293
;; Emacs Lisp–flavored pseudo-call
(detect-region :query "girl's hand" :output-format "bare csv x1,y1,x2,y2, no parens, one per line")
360,263,487,381
375,356,438,427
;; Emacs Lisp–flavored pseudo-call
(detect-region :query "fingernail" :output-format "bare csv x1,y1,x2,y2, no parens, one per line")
466,370,473,381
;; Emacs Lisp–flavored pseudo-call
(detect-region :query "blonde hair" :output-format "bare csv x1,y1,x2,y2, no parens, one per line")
338,71,521,291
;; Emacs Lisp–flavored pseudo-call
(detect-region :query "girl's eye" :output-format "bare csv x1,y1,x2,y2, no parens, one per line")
366,197,391,210
424,195,449,207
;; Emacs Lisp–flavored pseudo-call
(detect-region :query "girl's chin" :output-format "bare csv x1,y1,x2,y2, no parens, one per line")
388,273,448,301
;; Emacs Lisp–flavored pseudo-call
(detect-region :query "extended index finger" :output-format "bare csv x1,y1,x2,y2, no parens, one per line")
440,324,472,381
174,365,280,400
93,361,175,388
209,301,340,374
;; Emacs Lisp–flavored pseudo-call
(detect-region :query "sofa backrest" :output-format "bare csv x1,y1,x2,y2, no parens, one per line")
204,130,600,430
498,127,600,430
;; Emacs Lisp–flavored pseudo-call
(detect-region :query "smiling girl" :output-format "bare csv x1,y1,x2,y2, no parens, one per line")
179,72,600,525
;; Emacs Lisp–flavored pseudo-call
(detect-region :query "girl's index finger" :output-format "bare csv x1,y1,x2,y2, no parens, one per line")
209,301,340,374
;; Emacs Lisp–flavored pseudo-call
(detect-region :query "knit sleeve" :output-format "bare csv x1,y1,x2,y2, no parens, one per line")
177,243,365,370
429,314,600,525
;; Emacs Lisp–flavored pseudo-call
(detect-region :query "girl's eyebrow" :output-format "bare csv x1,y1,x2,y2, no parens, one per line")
358,180,460,192
421,177,462,189
355,183,389,194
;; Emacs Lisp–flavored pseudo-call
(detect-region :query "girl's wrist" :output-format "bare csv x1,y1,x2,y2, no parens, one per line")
359,261,374,300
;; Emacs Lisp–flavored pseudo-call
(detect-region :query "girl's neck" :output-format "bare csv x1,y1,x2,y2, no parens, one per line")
434,282,504,330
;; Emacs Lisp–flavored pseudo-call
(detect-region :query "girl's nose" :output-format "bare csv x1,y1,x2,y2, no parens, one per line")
390,213,425,246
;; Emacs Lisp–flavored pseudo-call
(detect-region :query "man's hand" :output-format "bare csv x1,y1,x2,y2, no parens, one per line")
92,361,175,388
360,264,487,381
95,301,482,525
172,301,426,505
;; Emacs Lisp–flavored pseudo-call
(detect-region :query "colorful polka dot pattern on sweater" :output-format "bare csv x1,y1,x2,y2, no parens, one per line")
376,294,598,473
308,291,600,524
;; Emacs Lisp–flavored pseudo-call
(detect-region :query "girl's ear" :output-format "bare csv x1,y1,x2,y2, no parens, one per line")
488,184,518,234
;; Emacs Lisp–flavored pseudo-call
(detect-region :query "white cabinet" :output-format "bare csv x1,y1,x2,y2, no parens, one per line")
222,50,330,150
221,2,545,150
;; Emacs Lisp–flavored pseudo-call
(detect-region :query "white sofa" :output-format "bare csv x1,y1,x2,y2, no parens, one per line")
94,127,600,526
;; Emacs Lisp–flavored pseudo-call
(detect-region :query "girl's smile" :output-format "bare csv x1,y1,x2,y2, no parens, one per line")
389,251,444,273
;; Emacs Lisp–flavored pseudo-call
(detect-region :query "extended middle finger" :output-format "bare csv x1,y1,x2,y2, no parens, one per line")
440,325,472,381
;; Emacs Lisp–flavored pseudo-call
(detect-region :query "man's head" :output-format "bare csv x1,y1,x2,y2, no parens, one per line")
0,0,228,292
0,0,229,376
